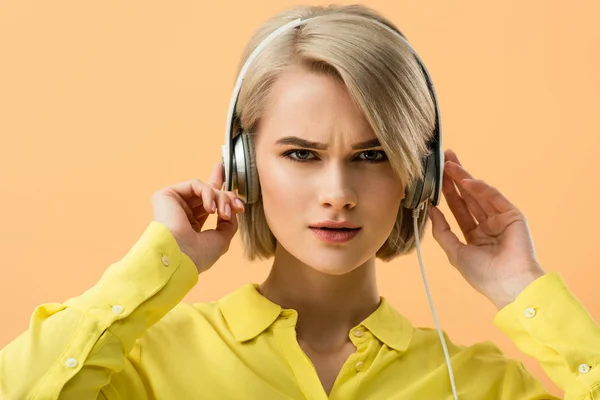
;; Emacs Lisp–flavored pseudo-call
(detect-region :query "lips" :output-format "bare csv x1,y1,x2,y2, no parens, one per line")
310,227,361,244
309,221,361,229
317,227,359,231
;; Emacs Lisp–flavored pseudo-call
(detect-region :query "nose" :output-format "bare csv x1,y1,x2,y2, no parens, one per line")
317,163,358,210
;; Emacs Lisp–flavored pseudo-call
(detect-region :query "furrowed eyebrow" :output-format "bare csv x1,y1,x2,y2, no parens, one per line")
274,136,381,150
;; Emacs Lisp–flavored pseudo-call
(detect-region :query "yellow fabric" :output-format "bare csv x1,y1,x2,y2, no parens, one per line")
1,221,599,399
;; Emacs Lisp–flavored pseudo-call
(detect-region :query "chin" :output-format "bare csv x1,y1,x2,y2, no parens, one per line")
273,233,381,276
296,251,370,276
310,264,357,276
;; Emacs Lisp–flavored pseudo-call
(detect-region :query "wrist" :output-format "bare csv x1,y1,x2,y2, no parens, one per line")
489,269,546,310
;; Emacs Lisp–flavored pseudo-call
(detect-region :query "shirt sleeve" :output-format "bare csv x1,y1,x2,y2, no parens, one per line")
494,271,600,400
0,221,199,400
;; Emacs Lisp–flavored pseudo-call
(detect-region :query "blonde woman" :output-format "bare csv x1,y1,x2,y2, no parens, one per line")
1,4,598,399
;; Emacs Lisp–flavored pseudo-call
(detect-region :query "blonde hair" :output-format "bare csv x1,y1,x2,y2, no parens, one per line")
234,4,436,262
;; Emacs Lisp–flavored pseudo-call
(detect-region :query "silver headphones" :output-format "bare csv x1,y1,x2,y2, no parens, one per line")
222,16,443,210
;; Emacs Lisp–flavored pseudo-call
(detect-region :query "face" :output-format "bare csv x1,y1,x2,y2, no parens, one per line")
254,64,405,275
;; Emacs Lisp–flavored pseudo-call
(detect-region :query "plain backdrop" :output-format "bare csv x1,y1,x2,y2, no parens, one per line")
2,1,599,397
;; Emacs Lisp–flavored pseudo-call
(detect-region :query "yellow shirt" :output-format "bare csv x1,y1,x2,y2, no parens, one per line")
1,221,599,399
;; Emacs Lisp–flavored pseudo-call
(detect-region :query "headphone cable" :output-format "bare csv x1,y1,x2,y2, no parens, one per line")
413,204,459,400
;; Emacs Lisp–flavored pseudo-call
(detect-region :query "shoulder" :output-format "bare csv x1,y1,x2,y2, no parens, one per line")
411,325,515,368
152,299,225,332
410,326,505,362
136,297,230,350
409,326,552,397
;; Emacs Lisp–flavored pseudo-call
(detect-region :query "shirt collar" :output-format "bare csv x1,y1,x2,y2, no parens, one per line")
219,284,282,342
361,296,414,352
219,284,414,352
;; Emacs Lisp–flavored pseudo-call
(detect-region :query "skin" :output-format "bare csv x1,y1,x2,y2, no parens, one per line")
254,64,406,392
255,65,404,332
243,62,546,394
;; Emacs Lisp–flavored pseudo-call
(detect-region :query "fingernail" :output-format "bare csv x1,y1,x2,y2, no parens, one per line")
235,198,244,209
225,204,231,218
212,200,217,213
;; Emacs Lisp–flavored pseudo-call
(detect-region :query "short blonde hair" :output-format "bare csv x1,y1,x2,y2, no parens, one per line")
234,4,436,262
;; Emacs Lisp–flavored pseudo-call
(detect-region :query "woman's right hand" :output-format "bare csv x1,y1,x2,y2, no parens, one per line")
151,161,245,274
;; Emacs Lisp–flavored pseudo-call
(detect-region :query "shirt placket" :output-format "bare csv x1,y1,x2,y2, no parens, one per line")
328,325,376,399
273,313,378,400
272,310,329,400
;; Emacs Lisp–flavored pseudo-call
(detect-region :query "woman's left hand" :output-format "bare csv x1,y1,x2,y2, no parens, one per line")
428,149,546,310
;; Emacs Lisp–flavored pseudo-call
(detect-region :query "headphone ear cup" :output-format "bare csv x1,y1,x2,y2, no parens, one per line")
403,178,423,210
403,153,437,210
232,132,260,204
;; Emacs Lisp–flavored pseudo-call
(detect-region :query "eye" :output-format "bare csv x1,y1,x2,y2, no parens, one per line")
281,149,388,163
282,149,317,162
357,150,387,163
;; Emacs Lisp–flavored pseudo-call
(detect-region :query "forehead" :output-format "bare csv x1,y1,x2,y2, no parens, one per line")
257,65,375,144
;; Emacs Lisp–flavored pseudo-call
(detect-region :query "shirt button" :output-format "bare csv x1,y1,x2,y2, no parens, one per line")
355,361,365,372
65,358,78,368
578,364,591,374
524,308,536,318
353,329,364,337
161,255,170,266
112,305,124,314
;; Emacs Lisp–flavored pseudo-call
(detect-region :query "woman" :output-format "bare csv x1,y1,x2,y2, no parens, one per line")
1,4,598,399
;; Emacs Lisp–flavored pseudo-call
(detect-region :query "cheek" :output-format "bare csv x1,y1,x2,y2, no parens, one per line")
362,176,404,219
256,155,305,218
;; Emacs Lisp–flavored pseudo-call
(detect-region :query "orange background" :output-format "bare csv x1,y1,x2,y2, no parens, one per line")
1,1,599,397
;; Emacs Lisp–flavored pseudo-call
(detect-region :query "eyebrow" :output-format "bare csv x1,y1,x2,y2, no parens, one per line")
274,136,381,150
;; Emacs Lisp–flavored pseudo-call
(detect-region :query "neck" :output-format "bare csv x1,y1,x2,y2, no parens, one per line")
258,244,380,353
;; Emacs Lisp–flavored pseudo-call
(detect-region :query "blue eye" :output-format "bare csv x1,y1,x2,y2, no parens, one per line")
281,149,388,163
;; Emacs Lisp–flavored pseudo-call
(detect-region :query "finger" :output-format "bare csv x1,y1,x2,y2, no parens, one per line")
444,150,489,218
214,205,239,240
445,161,493,218
444,149,465,169
215,190,233,221
167,180,208,209
460,179,516,214
200,185,217,215
441,170,478,238
428,205,465,267
168,190,201,231
192,203,212,228
222,191,245,212
207,161,224,190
